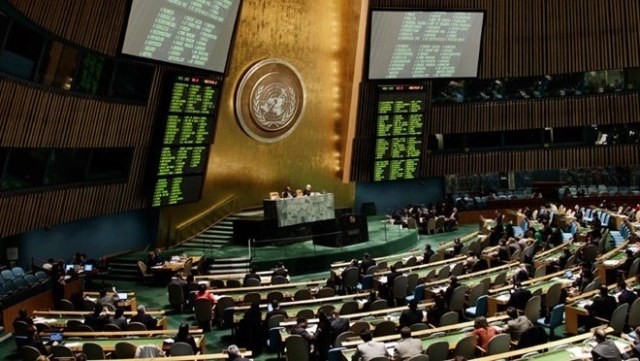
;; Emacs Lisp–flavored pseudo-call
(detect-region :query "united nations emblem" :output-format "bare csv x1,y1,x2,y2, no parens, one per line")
235,59,305,143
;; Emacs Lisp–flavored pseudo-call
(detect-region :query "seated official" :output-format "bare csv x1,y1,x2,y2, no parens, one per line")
130,305,157,330
592,328,624,361
585,286,618,329
271,262,289,280
469,316,501,350
302,184,312,196
14,309,34,329
173,323,198,354
98,288,119,308
281,186,295,199
243,266,261,286
84,303,109,331
443,276,460,307
616,279,637,306
290,318,316,358
423,244,434,264
393,327,423,361
109,308,128,330
265,299,288,324
359,253,376,276
227,344,251,361
503,306,533,341
399,300,425,329
507,283,532,310
351,331,389,361
194,284,216,303
427,295,447,327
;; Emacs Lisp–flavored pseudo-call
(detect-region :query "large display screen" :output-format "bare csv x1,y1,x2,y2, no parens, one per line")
368,10,484,79
373,84,427,182
122,0,242,73
150,75,221,207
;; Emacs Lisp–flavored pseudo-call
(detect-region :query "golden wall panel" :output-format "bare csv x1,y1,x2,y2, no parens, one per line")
161,0,361,238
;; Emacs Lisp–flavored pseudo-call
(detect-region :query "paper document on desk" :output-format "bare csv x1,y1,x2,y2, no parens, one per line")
307,324,318,334
603,260,621,266
566,346,590,359
496,293,511,302
378,276,388,284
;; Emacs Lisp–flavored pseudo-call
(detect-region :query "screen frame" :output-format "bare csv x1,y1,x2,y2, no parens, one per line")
370,80,431,182
365,8,487,81
145,70,226,208
118,0,245,75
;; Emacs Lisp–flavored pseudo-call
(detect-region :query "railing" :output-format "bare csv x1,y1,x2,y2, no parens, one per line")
173,195,238,245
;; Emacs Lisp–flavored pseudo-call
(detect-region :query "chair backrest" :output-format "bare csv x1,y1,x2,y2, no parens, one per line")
628,297,640,328
426,340,449,361
407,273,419,292
296,309,315,320
285,334,309,361
409,323,429,332
317,287,336,298
413,284,426,302
343,267,360,289
267,314,286,329
545,283,562,308
168,283,184,306
215,296,235,319
76,324,94,332
493,272,507,287
272,275,288,284
610,303,630,333
349,320,370,335
1,269,14,280
487,333,511,355
467,283,484,306
194,298,213,322
450,262,465,277
392,275,408,299
294,289,312,300
427,218,436,232
525,295,542,323
226,279,241,288
339,300,359,315
474,295,489,318
449,285,468,311
137,261,148,276
549,303,565,329
366,265,379,275
534,265,546,278
455,334,478,360
405,256,417,267
439,311,459,326
115,342,138,359
183,258,193,277
629,258,640,278
370,299,388,311
52,345,74,358
267,291,285,302
58,298,75,310
334,331,355,347
243,291,261,304
20,345,41,361
582,245,599,263
373,320,396,337
429,253,443,263
13,320,31,334
437,265,450,280
104,323,122,331
244,277,260,286
83,342,106,360
126,321,147,331
407,355,429,361
170,342,194,356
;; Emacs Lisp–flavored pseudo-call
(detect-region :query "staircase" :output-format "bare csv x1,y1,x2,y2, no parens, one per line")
173,217,235,253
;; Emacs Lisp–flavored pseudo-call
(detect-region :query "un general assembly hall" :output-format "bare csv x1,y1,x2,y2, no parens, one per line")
2,0,640,360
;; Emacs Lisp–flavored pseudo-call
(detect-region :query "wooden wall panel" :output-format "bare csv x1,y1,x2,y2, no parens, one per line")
423,145,640,176
6,0,128,55
0,68,166,237
429,93,640,134
370,0,640,78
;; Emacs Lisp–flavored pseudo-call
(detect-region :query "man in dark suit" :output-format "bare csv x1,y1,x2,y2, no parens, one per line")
399,300,424,329
265,299,288,324
586,286,618,326
227,344,251,361
616,279,637,306
359,253,376,276
507,283,532,310
130,305,157,330
84,303,109,331
591,328,623,361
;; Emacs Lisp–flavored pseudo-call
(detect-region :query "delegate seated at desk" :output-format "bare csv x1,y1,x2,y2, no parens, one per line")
303,184,312,196
282,185,295,199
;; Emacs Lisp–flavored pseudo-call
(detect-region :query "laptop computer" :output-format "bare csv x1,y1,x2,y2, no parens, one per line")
83,264,93,272
49,332,63,342
65,264,74,272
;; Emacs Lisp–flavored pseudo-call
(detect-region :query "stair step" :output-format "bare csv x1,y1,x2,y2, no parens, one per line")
192,239,229,244
108,262,139,268
206,270,248,275
212,257,252,262
209,262,251,269
201,230,233,237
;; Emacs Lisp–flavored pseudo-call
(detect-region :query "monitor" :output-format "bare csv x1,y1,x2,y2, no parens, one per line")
121,0,243,73
83,264,93,272
117,292,128,300
65,264,74,272
49,332,63,342
368,10,485,79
